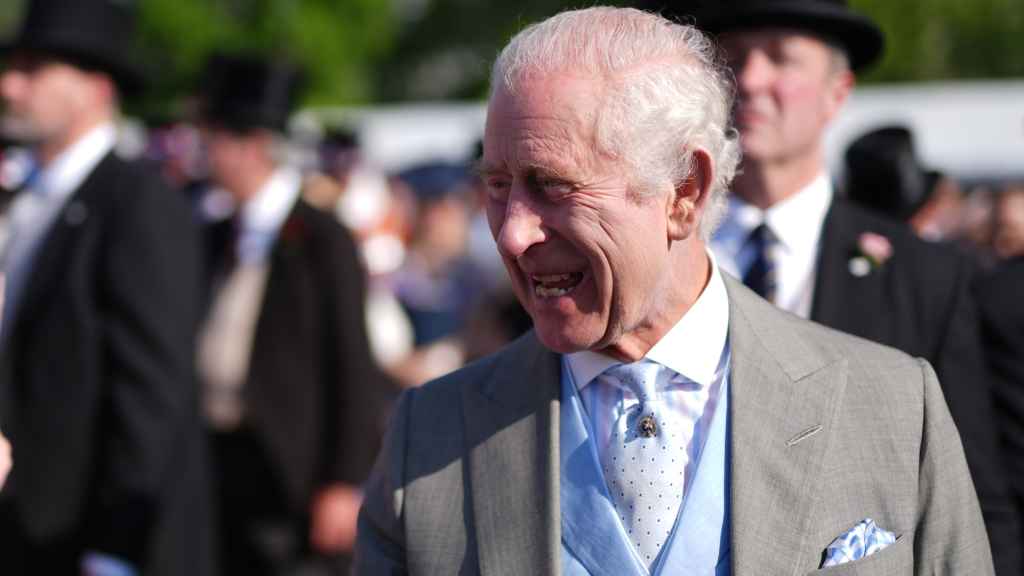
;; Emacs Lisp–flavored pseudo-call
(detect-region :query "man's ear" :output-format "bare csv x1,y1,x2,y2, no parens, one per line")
667,148,714,241
823,69,854,123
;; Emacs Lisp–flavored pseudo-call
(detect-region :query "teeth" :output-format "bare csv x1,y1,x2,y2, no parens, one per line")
535,285,572,297
533,273,573,283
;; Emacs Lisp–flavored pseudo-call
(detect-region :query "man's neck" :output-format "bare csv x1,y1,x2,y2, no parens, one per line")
36,111,114,167
599,241,711,363
230,162,277,206
733,152,825,210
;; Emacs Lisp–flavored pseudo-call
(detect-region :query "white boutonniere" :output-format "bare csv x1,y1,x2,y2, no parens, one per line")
849,232,893,277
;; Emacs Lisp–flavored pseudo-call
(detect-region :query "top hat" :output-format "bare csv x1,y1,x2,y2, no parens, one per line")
199,53,303,134
0,0,145,91
844,125,940,221
653,0,884,71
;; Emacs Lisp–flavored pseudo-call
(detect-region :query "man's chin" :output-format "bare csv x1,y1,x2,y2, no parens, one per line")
0,117,42,147
532,322,601,355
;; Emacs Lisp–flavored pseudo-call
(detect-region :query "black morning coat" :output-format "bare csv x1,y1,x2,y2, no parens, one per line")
0,152,215,575
203,197,391,571
976,256,1024,563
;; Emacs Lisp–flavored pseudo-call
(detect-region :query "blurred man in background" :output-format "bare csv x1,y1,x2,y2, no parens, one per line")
977,250,1024,559
661,0,1021,571
197,52,391,575
991,186,1024,260
0,0,212,574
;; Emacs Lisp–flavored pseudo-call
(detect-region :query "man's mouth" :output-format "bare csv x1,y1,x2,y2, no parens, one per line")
531,272,585,298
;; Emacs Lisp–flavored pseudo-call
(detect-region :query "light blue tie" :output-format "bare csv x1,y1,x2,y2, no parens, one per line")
601,360,684,571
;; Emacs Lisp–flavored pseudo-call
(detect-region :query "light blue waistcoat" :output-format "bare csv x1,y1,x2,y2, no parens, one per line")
559,359,731,576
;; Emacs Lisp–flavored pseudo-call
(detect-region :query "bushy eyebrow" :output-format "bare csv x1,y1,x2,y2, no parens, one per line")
475,160,500,179
477,161,572,182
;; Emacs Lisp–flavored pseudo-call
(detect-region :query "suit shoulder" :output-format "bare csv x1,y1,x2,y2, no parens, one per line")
834,200,972,268
830,200,978,311
415,339,516,401
90,154,191,215
410,331,542,412
290,199,359,253
803,314,922,373
741,286,930,394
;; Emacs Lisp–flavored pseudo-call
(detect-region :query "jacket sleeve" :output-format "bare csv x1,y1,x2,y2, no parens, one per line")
915,359,995,575
354,388,413,575
319,218,397,486
90,170,203,564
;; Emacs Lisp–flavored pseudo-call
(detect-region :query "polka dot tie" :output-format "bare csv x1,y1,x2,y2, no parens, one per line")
602,360,683,570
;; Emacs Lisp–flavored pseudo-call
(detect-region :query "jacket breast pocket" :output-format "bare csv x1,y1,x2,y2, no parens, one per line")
806,535,912,576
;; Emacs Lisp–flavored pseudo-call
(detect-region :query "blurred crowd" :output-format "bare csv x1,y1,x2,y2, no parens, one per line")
842,123,1024,264
0,0,1022,575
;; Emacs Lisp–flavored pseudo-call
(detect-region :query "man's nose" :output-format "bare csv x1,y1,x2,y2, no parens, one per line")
734,50,773,95
496,189,545,260
0,69,25,103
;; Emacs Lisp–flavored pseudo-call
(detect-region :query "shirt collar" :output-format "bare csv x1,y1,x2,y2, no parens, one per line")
238,166,302,235
763,172,833,254
566,250,731,391
35,123,117,201
719,172,833,254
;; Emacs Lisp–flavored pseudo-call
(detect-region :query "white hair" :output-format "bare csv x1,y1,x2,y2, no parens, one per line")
490,6,741,240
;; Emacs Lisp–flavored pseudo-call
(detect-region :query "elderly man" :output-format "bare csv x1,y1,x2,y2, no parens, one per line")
355,7,993,575
676,0,1019,572
0,0,211,575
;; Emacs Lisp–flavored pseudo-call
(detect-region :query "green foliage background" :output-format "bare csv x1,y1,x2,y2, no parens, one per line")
1,0,1022,114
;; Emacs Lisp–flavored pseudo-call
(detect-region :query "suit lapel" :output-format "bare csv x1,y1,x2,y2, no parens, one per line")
725,276,849,575
10,161,104,338
464,333,560,576
559,364,645,576
811,201,890,339
247,201,307,385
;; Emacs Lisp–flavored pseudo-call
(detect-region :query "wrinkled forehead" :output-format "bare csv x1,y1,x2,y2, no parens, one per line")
482,73,607,170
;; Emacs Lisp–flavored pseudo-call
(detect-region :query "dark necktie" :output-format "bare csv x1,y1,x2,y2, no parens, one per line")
742,223,778,302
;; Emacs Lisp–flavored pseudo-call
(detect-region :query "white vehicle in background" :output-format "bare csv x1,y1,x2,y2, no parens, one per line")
300,79,1024,185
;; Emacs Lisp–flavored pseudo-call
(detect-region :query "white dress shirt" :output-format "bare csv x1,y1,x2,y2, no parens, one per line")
0,123,116,341
711,173,833,318
235,167,302,265
566,252,730,499
198,167,301,429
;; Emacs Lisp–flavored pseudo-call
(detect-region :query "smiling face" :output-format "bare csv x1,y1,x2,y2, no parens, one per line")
719,28,852,169
482,73,704,359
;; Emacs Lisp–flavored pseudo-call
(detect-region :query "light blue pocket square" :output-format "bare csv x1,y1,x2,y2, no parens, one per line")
821,518,898,568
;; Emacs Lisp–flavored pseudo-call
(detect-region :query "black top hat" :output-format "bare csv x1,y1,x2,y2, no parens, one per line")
0,0,145,91
199,53,303,134
653,0,884,71
844,125,940,221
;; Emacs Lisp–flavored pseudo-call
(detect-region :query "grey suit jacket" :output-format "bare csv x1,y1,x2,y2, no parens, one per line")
355,275,994,575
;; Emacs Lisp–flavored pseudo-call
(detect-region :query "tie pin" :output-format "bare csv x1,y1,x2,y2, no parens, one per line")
638,415,658,438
